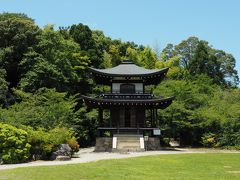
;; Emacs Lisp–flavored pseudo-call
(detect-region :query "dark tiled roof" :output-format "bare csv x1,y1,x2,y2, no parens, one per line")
89,60,168,76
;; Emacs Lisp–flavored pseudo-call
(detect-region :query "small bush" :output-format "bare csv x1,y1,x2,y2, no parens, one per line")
25,127,53,160
67,138,80,156
201,133,217,147
160,137,170,147
0,123,31,164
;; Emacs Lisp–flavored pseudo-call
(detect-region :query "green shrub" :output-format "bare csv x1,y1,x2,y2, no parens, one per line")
218,121,240,148
218,132,240,147
25,127,52,160
24,126,79,160
0,123,31,164
67,138,80,156
201,133,217,147
160,137,170,147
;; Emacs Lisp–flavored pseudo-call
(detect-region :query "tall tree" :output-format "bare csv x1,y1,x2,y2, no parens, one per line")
162,37,239,86
108,45,121,66
92,30,112,55
189,41,210,75
174,37,200,69
126,47,141,65
189,41,224,85
20,25,89,94
69,23,95,50
0,13,40,88
212,50,239,86
102,51,112,68
139,47,157,69
160,43,175,61
69,23,102,67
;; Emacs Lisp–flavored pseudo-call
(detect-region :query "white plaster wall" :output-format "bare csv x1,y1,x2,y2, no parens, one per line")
112,83,143,93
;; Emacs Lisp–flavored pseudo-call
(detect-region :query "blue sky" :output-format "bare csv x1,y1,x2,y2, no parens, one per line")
1,0,239,75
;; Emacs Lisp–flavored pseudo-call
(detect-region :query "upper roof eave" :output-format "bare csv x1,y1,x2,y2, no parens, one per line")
88,67,169,77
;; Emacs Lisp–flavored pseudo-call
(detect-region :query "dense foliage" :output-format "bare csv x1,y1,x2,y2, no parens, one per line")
0,88,77,129
0,122,79,163
0,123,30,164
154,77,240,147
24,126,79,160
0,12,239,159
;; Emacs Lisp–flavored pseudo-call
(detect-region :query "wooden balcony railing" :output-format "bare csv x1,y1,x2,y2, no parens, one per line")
99,93,155,99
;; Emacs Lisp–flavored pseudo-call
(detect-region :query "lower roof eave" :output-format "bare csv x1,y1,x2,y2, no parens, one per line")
81,95,174,109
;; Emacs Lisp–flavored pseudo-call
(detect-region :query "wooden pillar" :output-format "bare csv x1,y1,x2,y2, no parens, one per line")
154,109,157,127
109,109,112,127
155,109,158,127
98,108,103,127
136,109,139,134
150,109,153,127
153,109,155,127
143,109,146,127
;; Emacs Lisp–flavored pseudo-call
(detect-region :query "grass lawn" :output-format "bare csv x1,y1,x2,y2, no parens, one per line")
0,153,240,180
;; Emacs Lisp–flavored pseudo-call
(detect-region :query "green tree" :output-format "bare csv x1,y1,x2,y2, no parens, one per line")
212,50,239,86
102,51,112,68
73,107,98,147
189,41,224,85
69,23,102,67
174,37,200,69
0,88,77,129
162,37,239,86
0,69,8,106
154,77,218,145
0,13,40,87
160,43,175,61
108,45,121,66
156,55,186,80
70,23,95,50
20,25,89,93
92,30,112,53
126,47,142,65
138,47,157,69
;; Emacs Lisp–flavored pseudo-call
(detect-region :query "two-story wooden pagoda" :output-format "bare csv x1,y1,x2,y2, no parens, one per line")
82,60,174,152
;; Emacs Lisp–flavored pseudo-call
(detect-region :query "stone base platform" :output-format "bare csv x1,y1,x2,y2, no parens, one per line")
94,136,161,152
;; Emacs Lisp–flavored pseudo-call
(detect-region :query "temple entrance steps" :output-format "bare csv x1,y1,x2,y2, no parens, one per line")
112,134,145,152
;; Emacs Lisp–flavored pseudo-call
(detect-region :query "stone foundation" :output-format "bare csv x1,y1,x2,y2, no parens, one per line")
95,136,161,152
95,137,112,152
144,137,161,150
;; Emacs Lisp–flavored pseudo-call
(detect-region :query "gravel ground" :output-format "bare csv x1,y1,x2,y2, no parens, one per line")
0,147,239,170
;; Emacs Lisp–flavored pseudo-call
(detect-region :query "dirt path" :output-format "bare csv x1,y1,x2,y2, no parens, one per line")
0,148,239,170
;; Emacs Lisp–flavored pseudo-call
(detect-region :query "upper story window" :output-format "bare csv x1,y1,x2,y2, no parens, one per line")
120,84,135,94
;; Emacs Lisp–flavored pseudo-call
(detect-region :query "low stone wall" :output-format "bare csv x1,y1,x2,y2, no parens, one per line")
145,137,161,150
95,137,112,152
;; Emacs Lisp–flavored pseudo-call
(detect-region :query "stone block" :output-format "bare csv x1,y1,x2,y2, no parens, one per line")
95,137,112,152
145,137,161,150
55,156,71,161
